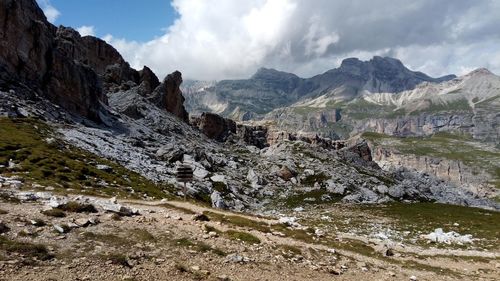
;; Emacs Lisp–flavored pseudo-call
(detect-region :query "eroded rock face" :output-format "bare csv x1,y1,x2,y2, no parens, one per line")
0,0,54,89
191,112,236,141
373,146,498,198
138,66,160,96
0,0,107,121
149,71,189,122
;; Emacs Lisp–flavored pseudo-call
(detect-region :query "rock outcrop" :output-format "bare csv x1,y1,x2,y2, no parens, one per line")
0,0,189,123
148,71,189,122
191,112,236,141
373,146,498,198
0,0,107,121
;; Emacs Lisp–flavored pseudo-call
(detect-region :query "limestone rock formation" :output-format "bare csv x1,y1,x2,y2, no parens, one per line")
191,112,236,141
148,71,189,122
0,0,106,121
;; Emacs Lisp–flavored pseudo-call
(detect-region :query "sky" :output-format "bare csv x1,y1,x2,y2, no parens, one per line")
37,0,500,81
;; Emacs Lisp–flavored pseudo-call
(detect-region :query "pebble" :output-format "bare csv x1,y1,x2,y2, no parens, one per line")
217,275,231,281
410,276,418,281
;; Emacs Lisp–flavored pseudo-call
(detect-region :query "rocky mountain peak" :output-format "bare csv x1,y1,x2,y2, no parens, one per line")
251,67,299,81
465,68,495,77
338,56,406,75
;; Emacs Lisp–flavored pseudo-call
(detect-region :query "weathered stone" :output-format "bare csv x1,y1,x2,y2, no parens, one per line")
211,191,226,209
149,71,189,122
0,222,10,234
191,112,236,142
192,213,210,222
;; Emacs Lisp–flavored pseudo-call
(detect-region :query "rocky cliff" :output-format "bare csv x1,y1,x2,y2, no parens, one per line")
0,0,106,121
0,0,188,123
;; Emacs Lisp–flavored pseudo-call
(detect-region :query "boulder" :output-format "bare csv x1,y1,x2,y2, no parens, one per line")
191,112,236,142
277,166,298,181
210,191,226,209
0,221,10,234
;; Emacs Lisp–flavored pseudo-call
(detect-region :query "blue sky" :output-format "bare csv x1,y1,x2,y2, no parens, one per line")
45,0,178,41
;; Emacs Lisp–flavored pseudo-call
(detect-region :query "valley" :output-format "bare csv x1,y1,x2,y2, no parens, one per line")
0,0,499,280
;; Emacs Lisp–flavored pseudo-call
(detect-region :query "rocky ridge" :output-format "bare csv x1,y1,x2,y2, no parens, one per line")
0,0,187,123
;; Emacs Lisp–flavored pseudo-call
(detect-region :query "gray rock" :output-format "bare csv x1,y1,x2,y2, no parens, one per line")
211,191,226,209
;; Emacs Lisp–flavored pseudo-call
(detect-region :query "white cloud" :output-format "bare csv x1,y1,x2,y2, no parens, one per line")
76,26,96,37
37,0,60,23
104,0,500,80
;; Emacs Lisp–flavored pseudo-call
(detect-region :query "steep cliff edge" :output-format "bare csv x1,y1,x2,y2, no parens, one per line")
363,132,500,200
0,0,188,123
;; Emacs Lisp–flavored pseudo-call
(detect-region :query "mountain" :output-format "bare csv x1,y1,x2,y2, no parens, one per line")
267,67,500,139
1,1,499,279
183,56,456,120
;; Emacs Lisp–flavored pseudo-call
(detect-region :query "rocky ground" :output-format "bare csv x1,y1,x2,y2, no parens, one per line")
0,184,499,281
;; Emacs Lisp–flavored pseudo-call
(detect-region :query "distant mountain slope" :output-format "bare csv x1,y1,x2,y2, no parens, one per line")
183,56,456,120
266,68,500,142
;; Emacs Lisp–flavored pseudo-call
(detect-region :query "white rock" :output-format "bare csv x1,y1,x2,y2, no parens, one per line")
410,276,417,281
96,164,113,172
210,175,226,184
304,169,315,176
375,233,389,240
48,197,67,208
278,217,301,227
422,228,473,244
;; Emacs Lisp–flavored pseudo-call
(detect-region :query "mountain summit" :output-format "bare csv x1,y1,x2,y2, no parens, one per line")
183,56,457,119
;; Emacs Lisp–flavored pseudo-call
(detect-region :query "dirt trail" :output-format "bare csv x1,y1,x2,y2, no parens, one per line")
1,194,498,281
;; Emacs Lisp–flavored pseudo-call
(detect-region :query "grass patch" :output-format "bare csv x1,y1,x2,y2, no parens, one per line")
282,189,342,208
364,202,500,249
58,201,97,213
41,208,66,218
130,228,156,242
103,253,130,267
159,203,197,215
278,244,302,258
301,172,330,186
80,231,131,247
174,237,225,256
0,236,53,261
226,230,261,244
202,211,271,233
0,117,175,199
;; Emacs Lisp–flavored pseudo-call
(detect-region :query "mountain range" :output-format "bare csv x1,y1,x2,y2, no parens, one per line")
183,57,499,143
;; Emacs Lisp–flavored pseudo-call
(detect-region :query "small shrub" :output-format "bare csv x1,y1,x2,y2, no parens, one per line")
111,213,122,221
58,201,97,213
41,209,66,218
0,236,53,260
106,253,130,267
226,230,261,244
212,181,230,194
174,262,189,272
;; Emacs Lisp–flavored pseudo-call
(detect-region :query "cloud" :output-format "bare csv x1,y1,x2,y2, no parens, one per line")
76,26,96,37
37,0,60,23
104,0,500,80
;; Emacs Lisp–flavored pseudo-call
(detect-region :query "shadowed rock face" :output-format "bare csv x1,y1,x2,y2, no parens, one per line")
0,0,54,86
0,0,106,121
0,0,189,123
191,112,236,141
148,71,189,122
